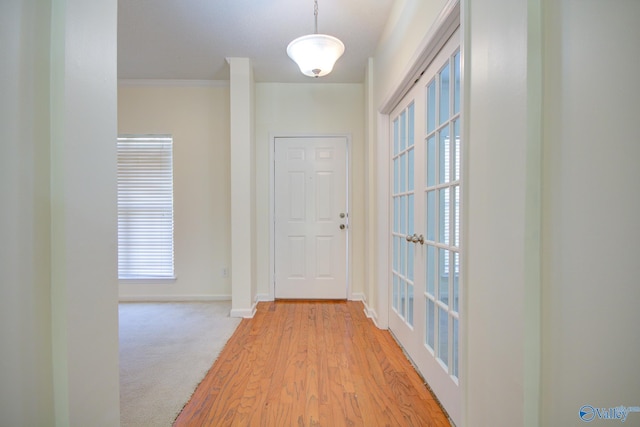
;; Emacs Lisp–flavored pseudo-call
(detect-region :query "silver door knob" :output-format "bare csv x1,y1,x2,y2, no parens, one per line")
339,224,346,230
406,234,413,242
411,234,425,245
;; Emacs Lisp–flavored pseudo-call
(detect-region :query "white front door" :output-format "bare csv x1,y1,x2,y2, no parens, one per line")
274,136,348,299
389,29,461,425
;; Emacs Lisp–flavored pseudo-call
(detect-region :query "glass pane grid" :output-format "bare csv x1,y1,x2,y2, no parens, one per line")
422,50,462,379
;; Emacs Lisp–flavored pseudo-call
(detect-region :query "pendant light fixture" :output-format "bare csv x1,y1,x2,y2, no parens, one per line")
286,0,345,78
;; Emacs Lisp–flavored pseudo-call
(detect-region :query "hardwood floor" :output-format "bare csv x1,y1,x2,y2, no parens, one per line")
174,300,451,427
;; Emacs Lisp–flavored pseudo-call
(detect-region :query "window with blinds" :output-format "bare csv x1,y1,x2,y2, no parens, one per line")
117,135,175,279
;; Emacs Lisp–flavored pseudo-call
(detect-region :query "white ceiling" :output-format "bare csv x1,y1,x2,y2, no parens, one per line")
118,0,395,83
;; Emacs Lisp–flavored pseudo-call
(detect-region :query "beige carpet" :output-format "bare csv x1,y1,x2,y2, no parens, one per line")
119,301,241,427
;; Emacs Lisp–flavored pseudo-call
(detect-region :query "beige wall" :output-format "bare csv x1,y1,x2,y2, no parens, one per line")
118,83,232,300
255,83,365,299
1,1,55,424
540,0,640,425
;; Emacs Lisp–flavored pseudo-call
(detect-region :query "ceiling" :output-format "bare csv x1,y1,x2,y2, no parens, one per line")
118,0,396,84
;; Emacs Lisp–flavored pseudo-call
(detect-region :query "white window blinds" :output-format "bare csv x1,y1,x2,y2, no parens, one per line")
117,136,175,279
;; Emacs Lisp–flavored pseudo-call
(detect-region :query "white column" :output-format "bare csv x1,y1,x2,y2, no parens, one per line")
50,0,120,425
463,0,542,425
228,58,256,318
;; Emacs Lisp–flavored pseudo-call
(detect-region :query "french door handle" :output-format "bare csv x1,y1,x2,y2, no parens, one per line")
412,234,425,245
406,233,425,245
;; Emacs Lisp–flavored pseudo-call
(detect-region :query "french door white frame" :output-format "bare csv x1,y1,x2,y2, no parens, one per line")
375,0,464,425
269,134,352,301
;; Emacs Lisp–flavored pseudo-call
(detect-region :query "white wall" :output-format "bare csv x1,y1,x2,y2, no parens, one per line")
541,0,640,425
118,83,232,300
1,1,54,425
255,83,365,300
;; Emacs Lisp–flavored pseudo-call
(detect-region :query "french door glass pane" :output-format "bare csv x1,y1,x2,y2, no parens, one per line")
400,278,406,318
393,235,398,271
408,148,415,192
427,245,435,295
408,243,414,282
439,125,450,184
426,297,435,350
400,111,407,152
454,185,460,247
439,248,449,304
393,274,399,310
452,316,459,378
400,155,407,192
408,194,414,236
427,81,436,133
438,306,449,366
394,197,399,233
453,119,460,181
393,158,399,194
454,51,461,115
400,196,406,235
439,189,450,245
400,238,406,277
407,285,414,326
453,251,459,312
439,63,450,125
426,190,435,241
394,119,399,155
408,195,414,279
426,135,436,187
408,103,415,147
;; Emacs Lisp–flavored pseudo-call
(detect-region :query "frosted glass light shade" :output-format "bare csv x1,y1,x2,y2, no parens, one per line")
287,34,345,77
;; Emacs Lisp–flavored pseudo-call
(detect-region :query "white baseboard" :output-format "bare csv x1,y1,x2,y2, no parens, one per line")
119,294,231,302
350,292,366,301
255,293,272,302
230,301,257,318
362,300,382,329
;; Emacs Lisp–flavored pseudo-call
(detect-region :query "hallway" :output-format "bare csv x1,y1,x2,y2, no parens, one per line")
174,300,451,426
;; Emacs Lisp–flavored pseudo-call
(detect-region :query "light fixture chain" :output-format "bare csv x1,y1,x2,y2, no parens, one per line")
314,0,318,34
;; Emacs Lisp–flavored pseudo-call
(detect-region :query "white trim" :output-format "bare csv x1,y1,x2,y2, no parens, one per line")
363,302,381,328
269,133,352,301
255,293,272,302
230,302,257,318
379,0,461,114
375,113,391,329
350,292,366,301
118,79,229,87
118,294,231,302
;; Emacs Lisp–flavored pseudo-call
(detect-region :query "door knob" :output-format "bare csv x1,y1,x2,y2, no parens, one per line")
411,234,425,245
339,224,346,230
406,233,424,245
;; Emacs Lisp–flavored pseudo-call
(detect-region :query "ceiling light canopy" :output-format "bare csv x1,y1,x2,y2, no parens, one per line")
287,0,345,78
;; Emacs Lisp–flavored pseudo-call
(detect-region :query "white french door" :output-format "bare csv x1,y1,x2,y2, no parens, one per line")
389,29,461,425
274,136,348,299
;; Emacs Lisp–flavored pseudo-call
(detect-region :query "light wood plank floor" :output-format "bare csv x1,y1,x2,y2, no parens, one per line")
174,300,451,426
